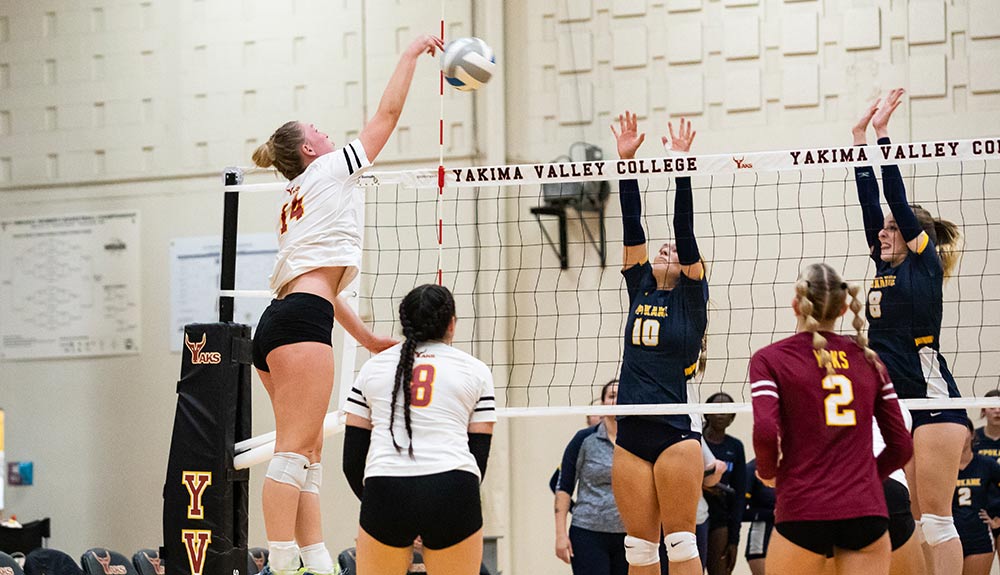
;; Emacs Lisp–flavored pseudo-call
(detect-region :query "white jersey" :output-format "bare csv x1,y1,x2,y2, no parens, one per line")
343,341,497,479
873,404,913,488
269,139,372,296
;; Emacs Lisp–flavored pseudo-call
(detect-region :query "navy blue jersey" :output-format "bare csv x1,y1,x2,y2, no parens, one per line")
705,434,747,544
744,459,776,523
866,238,959,400
954,454,1000,546
974,428,1000,464
974,427,1000,516
618,261,708,429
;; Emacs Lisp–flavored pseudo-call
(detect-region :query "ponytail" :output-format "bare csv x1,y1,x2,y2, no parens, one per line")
795,263,880,374
251,120,306,180
251,140,275,169
934,218,961,279
390,284,456,457
912,204,962,279
389,319,419,457
846,283,879,366
795,279,834,376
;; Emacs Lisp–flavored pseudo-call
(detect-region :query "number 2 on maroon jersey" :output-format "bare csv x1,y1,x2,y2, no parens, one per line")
822,374,857,427
411,364,435,407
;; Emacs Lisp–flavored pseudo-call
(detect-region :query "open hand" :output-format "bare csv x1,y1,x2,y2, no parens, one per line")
663,118,696,153
611,111,645,160
407,35,444,58
852,98,880,145
979,509,1000,530
871,88,905,138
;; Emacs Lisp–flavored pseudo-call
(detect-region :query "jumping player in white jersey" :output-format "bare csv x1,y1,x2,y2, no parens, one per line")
343,284,496,575
249,34,443,575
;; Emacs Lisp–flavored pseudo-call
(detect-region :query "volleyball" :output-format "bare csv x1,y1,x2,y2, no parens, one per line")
441,37,496,92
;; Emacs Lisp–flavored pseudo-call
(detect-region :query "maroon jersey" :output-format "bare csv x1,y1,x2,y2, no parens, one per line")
750,331,913,523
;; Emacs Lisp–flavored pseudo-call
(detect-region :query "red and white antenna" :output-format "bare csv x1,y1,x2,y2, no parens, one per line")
436,10,445,286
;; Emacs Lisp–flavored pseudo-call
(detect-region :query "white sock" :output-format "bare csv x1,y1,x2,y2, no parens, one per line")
299,543,334,574
268,541,300,573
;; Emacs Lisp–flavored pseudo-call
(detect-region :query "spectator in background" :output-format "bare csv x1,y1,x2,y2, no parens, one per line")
973,388,1000,565
702,392,746,575
743,459,776,575
555,380,627,575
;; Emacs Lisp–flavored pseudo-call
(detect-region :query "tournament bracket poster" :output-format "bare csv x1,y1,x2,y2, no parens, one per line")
0,211,141,360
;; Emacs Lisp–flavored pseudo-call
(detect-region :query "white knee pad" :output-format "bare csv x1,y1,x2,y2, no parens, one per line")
920,514,959,547
624,535,660,566
265,452,310,489
302,462,322,495
267,541,299,573
664,531,699,563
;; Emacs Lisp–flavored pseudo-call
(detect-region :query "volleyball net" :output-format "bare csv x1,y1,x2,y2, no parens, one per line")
354,138,1000,411
223,138,1000,465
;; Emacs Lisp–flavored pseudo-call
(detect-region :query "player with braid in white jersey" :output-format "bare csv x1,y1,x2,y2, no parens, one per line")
343,284,496,575
249,35,443,575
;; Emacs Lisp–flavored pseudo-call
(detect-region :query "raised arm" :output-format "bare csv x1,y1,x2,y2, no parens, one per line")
852,98,885,261
872,88,929,254
611,111,648,269
359,35,443,161
667,118,704,280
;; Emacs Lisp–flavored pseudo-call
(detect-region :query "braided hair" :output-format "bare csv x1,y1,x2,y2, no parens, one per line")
795,263,877,376
390,284,456,456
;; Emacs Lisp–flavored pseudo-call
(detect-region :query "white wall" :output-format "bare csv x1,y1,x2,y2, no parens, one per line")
1,1,999,575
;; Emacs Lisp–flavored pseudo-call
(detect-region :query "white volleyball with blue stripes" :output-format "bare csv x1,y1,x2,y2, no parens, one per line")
441,37,495,92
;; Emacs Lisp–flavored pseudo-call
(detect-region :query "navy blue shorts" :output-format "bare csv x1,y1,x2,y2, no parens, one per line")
252,292,334,372
745,520,773,561
615,416,700,464
910,408,968,430
883,478,915,551
958,518,994,557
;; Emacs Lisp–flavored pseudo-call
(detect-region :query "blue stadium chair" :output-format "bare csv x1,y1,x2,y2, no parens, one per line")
23,549,81,575
246,548,267,575
0,551,26,575
79,549,136,575
130,550,162,575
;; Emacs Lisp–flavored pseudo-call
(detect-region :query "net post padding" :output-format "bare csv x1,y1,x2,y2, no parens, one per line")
163,323,252,575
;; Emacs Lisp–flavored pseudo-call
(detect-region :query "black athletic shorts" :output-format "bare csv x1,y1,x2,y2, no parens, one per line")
616,416,700,464
252,292,334,372
910,408,968,430
775,516,888,557
883,477,916,551
360,470,482,550
745,520,774,561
